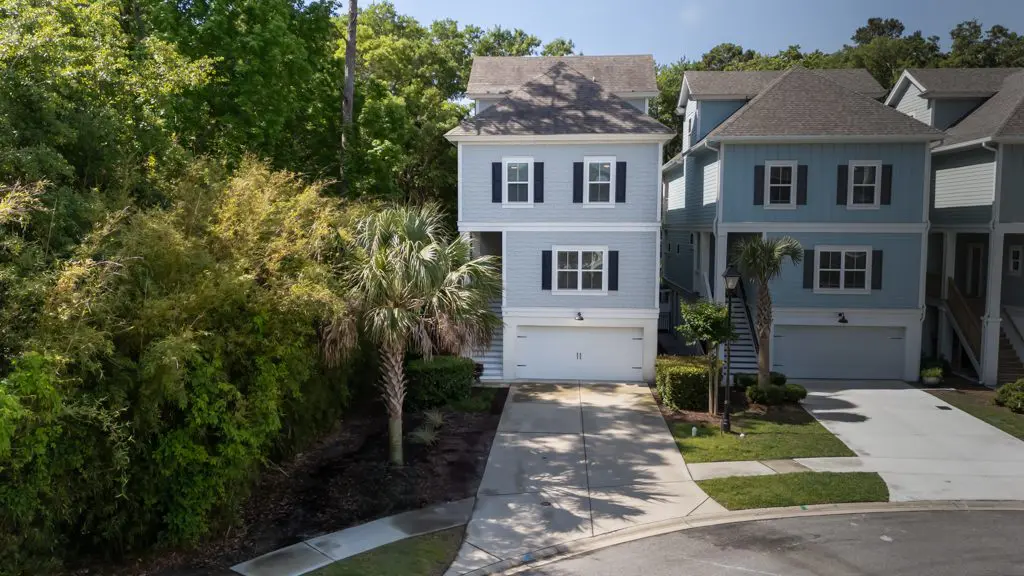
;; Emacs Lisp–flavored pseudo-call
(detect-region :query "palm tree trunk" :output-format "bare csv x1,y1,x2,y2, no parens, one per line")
380,341,406,465
756,285,773,389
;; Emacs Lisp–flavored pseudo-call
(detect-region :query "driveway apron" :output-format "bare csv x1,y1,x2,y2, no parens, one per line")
448,382,714,574
797,379,1024,502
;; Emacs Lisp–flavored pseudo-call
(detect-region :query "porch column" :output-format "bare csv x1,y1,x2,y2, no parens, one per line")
981,228,1005,384
938,232,957,360
713,232,728,304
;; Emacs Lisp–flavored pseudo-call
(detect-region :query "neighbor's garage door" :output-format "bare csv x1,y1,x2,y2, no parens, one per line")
773,325,905,380
515,326,644,381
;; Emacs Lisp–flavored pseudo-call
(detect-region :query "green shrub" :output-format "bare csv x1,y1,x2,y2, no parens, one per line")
733,371,786,389
746,383,803,406
656,356,711,411
920,366,943,380
783,383,808,402
406,356,475,410
996,379,1024,414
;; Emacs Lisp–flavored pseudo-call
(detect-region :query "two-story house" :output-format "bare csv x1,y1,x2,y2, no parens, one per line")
888,68,1024,385
662,66,943,382
445,56,673,383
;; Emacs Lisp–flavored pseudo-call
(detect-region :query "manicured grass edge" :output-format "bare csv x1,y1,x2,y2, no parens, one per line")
309,526,465,576
697,472,889,511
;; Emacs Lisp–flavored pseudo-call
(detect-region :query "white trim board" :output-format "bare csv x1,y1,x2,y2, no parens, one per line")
718,222,927,233
773,307,924,326
446,134,673,144
457,222,661,232
501,307,659,319
713,135,940,144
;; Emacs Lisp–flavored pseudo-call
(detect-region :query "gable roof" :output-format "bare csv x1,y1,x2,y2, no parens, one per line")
446,62,674,139
680,69,886,104
904,67,1024,98
941,70,1024,147
466,55,658,97
705,67,943,141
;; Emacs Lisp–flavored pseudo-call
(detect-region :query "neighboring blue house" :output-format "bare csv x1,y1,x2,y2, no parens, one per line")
662,67,943,381
888,68,1024,385
446,56,673,382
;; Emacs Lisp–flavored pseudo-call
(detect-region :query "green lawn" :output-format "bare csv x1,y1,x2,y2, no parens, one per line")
928,388,1024,440
698,472,889,510
671,405,855,463
309,526,464,576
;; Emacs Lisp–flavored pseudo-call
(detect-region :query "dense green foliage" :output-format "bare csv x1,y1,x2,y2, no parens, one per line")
406,356,476,410
733,372,787,389
656,356,714,412
676,298,735,413
995,379,1024,414
745,382,807,406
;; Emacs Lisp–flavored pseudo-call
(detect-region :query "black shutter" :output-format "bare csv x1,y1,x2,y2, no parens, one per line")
492,162,502,203
836,164,848,205
880,164,893,205
803,249,815,289
534,162,544,203
541,250,552,290
608,251,619,291
797,165,808,205
573,162,584,203
871,250,883,290
615,161,627,203
754,165,765,205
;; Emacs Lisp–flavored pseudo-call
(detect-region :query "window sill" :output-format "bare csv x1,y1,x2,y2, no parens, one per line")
502,203,534,208
551,290,609,296
764,204,797,210
582,203,617,208
813,288,872,295
845,204,881,211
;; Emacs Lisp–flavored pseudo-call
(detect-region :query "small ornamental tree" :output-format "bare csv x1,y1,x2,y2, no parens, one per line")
676,299,736,414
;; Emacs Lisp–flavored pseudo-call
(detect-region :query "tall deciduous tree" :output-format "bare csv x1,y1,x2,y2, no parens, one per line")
542,37,577,56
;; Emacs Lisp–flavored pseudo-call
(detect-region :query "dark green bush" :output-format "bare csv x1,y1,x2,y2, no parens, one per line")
656,356,712,411
746,382,803,406
783,383,808,402
733,372,786,389
995,379,1024,414
406,356,475,410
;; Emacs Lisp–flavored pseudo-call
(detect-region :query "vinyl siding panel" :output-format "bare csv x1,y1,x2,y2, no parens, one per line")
663,164,686,228
894,83,930,123
622,97,647,112
663,229,694,291
721,143,928,224
767,232,922,309
1000,145,1024,223
702,156,719,206
932,148,995,225
932,98,984,131
504,230,656,309
682,99,697,150
696,100,745,142
665,151,717,231
461,143,660,224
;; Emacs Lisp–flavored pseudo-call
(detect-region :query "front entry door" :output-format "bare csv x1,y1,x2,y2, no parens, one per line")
966,243,985,298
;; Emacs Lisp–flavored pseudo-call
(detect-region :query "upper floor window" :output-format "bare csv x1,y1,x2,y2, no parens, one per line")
584,157,615,205
554,247,606,293
1010,246,1023,277
847,161,882,209
503,157,532,205
815,246,871,294
765,160,797,209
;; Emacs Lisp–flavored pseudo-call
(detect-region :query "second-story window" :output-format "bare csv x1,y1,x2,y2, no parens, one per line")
847,161,882,208
584,156,615,205
503,157,532,204
554,247,606,292
816,246,870,293
765,160,797,208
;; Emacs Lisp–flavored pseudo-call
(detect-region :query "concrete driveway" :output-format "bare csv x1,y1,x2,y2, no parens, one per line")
796,380,1024,501
447,382,721,575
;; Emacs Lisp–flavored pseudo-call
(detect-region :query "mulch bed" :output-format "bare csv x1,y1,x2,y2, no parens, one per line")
82,388,507,576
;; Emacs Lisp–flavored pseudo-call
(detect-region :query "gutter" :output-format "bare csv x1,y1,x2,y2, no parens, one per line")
661,139,714,172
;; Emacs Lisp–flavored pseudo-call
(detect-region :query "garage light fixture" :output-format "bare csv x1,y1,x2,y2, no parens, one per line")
575,312,584,322
837,312,849,324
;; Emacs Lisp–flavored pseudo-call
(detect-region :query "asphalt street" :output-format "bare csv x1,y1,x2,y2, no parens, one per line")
523,511,1024,576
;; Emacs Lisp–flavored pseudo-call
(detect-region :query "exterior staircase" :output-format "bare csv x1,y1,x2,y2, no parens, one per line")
999,328,1024,385
471,301,504,381
726,295,759,375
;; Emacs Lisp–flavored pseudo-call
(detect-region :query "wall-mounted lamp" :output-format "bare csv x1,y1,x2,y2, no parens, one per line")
837,312,849,324
575,312,584,322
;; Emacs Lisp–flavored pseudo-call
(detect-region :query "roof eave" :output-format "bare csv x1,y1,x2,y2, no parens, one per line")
467,89,658,101
710,134,943,144
921,90,998,99
884,70,925,106
447,132,675,144
930,137,994,154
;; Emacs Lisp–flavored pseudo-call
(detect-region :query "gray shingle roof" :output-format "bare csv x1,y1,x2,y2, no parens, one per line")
447,62,673,138
942,71,1024,146
685,69,887,100
466,55,658,96
907,68,1024,98
706,67,944,140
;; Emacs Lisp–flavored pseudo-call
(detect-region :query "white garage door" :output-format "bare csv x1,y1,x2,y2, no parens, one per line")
515,326,644,381
773,325,905,380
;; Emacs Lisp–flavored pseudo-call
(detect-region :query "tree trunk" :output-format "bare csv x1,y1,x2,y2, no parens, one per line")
707,355,716,415
340,0,358,195
380,341,406,465
756,283,773,389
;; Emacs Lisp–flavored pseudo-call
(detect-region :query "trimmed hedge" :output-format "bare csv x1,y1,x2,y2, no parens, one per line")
656,356,715,411
733,372,787,389
745,380,807,406
406,356,475,410
995,379,1024,414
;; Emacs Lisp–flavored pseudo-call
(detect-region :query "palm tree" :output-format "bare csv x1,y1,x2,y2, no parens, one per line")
732,236,803,389
323,204,501,465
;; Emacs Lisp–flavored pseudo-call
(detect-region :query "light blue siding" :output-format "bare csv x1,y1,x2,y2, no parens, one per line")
663,150,718,231
721,143,928,224
767,232,922,309
1003,234,1024,307
504,230,656,309
894,82,930,123
461,143,660,224
932,148,996,226
1000,145,1024,223
696,100,745,142
932,98,984,130
682,99,697,150
622,97,647,112
663,229,694,291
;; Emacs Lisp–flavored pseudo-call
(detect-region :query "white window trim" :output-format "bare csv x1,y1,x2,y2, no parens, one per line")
551,245,608,295
1010,245,1023,277
846,160,883,210
813,245,872,295
502,157,533,208
583,156,616,207
764,160,798,210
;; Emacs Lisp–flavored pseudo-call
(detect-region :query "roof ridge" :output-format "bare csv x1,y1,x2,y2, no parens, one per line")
707,67,800,137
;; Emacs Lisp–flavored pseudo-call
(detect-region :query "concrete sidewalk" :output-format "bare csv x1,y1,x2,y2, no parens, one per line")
447,382,723,576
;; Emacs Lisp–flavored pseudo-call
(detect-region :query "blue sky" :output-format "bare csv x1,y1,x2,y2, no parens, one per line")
388,0,1024,64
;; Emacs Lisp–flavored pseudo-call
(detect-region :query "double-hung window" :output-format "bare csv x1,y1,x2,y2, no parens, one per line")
847,161,882,208
554,247,607,293
815,246,871,293
765,160,797,208
503,157,532,205
1010,246,1023,277
584,156,615,205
